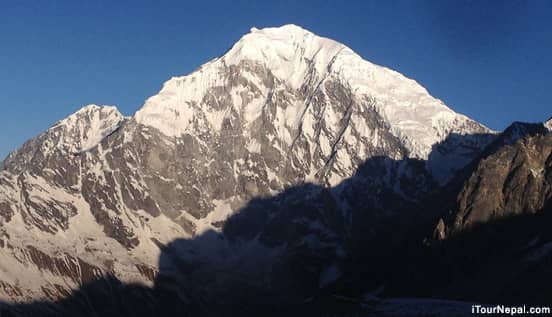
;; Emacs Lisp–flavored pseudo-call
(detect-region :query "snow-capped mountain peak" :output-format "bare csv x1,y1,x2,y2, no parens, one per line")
2,104,126,172
52,104,125,153
135,24,489,162
545,117,552,131
0,24,507,306
222,24,345,88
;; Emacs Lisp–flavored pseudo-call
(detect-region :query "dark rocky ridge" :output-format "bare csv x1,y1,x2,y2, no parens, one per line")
432,122,552,237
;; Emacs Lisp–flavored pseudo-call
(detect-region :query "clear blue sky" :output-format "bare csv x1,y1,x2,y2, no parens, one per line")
1,0,551,159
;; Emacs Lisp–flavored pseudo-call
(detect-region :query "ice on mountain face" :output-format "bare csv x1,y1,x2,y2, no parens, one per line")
135,24,489,160
52,104,125,153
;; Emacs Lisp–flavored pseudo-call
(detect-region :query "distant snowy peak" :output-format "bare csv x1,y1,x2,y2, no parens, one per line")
135,24,489,159
545,117,552,132
1,104,126,179
51,104,125,153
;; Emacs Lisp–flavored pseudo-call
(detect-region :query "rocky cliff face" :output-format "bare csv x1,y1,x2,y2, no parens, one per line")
457,134,551,227
0,24,494,305
434,122,552,236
